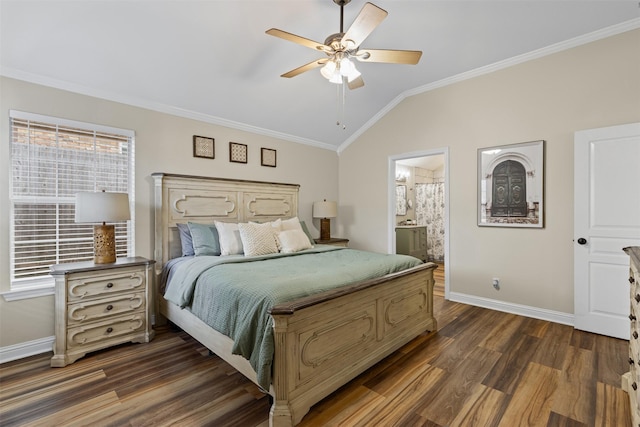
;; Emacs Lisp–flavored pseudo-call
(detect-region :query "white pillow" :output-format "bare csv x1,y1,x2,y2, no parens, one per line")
269,218,283,232
214,221,243,255
278,229,313,254
280,217,304,232
238,222,279,256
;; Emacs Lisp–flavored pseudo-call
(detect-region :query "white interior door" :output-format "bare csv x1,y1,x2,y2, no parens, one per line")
574,122,640,339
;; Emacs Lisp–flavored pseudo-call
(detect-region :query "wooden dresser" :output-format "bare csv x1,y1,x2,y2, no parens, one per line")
50,257,155,367
624,246,640,427
396,226,427,262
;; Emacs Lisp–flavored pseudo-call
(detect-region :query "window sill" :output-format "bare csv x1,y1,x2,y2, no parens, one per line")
1,285,55,302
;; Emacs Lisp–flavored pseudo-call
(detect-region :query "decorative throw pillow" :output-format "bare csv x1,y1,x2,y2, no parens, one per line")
176,223,195,257
268,219,283,250
238,222,279,256
278,229,313,254
187,222,221,256
214,221,244,256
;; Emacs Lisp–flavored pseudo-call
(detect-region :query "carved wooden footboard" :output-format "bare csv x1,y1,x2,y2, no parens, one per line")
152,173,437,426
269,262,436,426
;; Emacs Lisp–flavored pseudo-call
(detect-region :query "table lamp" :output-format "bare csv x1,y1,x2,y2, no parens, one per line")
75,190,130,264
313,199,337,241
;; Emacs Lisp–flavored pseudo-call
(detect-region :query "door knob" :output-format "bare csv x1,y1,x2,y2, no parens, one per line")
577,238,587,245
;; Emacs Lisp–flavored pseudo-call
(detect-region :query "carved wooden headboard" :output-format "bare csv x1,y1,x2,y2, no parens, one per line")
152,173,300,270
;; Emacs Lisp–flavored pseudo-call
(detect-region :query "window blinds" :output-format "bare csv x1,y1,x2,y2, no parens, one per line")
9,111,135,287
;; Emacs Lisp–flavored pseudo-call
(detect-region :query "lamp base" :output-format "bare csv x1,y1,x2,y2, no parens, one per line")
320,218,331,241
94,224,116,264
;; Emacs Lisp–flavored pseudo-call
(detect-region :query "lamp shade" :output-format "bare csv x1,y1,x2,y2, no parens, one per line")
75,191,130,223
313,200,337,219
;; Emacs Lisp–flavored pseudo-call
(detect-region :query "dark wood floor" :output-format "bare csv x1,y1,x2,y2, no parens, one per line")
0,263,632,426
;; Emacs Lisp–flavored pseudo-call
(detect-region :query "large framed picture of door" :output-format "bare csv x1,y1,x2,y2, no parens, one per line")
478,140,545,228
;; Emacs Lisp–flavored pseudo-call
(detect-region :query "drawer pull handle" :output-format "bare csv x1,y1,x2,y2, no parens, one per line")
633,331,638,339
630,358,635,365
106,327,113,334
635,294,640,303
106,305,113,311
631,314,637,321
631,276,636,285
106,282,114,288
633,382,638,391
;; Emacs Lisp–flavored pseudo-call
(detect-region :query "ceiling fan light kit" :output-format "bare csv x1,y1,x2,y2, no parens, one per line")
266,0,422,126
320,55,361,84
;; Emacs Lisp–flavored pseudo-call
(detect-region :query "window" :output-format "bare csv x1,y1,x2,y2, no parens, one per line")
9,110,135,289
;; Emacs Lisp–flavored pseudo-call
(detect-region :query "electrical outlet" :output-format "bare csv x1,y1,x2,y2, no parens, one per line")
492,278,500,290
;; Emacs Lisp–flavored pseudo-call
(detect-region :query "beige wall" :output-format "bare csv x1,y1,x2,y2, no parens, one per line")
0,77,338,348
339,29,640,314
1,29,638,353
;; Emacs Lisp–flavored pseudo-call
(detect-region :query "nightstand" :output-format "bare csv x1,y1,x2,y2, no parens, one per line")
50,256,155,367
314,237,349,247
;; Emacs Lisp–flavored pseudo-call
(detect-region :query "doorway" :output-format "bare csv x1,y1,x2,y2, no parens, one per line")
389,148,449,298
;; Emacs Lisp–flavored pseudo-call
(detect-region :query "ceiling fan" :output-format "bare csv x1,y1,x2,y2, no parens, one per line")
266,0,422,90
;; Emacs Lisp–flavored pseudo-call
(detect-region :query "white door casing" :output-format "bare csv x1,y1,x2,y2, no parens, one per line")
574,122,640,339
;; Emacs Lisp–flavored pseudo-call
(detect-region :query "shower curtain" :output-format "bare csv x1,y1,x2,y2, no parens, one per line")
415,182,445,262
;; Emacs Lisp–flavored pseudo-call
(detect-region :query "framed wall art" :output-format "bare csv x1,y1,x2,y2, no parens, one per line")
193,135,214,159
478,140,545,228
229,142,248,164
261,148,277,167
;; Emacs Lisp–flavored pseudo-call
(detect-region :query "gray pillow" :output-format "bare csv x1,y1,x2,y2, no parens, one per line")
176,223,195,257
187,222,221,256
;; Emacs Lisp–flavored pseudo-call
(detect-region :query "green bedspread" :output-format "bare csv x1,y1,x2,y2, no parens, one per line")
163,246,423,390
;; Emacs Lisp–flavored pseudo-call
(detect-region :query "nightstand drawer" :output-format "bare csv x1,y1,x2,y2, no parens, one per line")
67,314,146,349
67,268,146,301
68,292,145,325
51,257,155,367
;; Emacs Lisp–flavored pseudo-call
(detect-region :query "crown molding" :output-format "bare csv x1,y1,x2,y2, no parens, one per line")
337,18,640,154
0,67,338,152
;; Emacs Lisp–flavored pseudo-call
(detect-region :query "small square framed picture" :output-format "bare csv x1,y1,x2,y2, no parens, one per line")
229,142,248,164
193,135,214,159
261,148,277,167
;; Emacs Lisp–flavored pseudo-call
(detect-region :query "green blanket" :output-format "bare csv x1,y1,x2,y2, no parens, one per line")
163,246,423,389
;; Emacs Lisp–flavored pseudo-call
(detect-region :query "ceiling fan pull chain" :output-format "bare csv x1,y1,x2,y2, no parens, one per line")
336,82,341,127
340,78,347,130
335,80,346,129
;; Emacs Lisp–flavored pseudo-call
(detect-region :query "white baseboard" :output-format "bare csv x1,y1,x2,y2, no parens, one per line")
0,336,54,365
448,292,574,326
0,295,573,365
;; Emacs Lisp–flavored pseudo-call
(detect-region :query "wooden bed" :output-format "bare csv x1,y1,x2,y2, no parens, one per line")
152,172,437,426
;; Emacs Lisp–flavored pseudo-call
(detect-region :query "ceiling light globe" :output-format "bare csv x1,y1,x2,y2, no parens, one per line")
346,65,361,82
329,72,343,84
320,61,337,80
339,57,355,76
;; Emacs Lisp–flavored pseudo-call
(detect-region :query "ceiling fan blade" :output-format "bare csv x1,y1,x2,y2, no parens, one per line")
357,49,422,65
341,2,388,49
281,59,326,78
348,76,364,90
266,28,329,52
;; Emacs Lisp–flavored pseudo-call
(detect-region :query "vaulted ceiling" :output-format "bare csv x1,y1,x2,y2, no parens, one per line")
1,1,638,151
